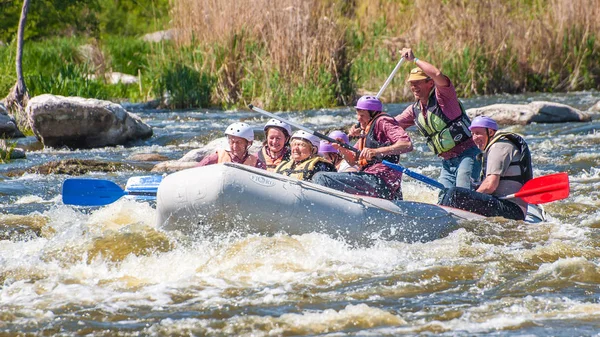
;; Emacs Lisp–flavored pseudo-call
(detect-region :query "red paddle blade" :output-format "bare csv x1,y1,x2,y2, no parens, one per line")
513,172,570,204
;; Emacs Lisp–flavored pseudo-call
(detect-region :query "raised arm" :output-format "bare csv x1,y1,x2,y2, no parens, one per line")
399,48,450,87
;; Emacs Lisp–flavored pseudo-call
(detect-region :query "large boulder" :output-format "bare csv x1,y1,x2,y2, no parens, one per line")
592,100,600,113
26,94,153,148
466,101,591,125
0,102,25,138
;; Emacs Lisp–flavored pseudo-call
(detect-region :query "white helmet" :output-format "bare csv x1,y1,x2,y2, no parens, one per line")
225,122,254,142
264,119,292,137
291,130,320,148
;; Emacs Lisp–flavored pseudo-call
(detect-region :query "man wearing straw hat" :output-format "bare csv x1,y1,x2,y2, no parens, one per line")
394,47,480,201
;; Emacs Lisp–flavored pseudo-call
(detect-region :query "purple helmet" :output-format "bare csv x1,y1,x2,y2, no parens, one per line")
318,140,338,154
327,130,349,144
469,116,498,131
354,96,383,112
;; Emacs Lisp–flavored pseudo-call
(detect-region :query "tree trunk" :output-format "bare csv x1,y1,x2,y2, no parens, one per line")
4,0,30,124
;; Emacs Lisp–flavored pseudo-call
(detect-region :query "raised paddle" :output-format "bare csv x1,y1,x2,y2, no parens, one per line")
62,175,162,206
376,57,404,99
249,104,361,155
382,160,570,204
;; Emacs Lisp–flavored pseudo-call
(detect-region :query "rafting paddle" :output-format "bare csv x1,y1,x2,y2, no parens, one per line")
382,160,569,204
62,175,162,206
382,160,446,190
500,172,569,204
376,57,404,99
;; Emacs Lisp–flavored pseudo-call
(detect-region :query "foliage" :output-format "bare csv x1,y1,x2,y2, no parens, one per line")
0,0,100,42
0,0,599,111
151,61,214,109
0,140,16,163
97,0,170,37
0,0,169,43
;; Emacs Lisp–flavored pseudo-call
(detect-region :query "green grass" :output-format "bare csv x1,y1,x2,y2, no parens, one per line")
1,19,598,112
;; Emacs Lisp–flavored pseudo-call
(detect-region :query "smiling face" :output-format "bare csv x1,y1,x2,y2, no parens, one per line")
409,79,434,103
266,127,287,154
290,138,313,162
470,127,495,151
227,135,249,157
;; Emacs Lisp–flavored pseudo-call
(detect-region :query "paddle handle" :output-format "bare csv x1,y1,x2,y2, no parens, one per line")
376,57,404,99
382,160,446,190
249,104,360,155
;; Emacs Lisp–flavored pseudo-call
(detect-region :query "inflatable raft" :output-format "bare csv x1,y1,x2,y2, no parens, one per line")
156,163,545,244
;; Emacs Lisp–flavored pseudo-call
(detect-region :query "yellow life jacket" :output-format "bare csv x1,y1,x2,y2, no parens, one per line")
217,149,258,167
275,156,334,181
413,89,472,155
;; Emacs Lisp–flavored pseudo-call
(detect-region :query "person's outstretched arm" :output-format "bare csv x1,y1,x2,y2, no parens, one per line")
399,47,450,87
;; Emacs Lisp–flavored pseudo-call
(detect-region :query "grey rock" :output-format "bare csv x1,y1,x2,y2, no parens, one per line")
0,102,25,138
9,148,26,159
26,94,153,149
466,101,591,125
128,153,170,162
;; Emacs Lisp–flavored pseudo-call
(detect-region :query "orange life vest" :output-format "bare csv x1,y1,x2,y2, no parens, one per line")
257,146,290,172
356,113,400,170
217,149,259,167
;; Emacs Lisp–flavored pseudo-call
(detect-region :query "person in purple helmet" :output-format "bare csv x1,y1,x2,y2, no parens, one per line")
312,96,413,200
439,116,533,220
394,48,481,201
318,130,357,172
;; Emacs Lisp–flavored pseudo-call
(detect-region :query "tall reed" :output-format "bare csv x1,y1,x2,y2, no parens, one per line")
352,0,600,99
171,0,352,109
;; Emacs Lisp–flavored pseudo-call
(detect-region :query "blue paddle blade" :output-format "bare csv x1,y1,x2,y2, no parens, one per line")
62,178,127,206
382,160,446,190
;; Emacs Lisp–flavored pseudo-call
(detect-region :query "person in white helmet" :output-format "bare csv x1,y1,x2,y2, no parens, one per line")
258,119,292,172
275,130,336,181
197,122,265,169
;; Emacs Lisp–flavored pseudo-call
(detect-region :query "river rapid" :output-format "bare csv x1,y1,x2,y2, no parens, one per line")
1,92,600,336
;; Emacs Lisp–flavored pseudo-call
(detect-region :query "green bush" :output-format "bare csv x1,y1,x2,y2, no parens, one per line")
152,62,213,109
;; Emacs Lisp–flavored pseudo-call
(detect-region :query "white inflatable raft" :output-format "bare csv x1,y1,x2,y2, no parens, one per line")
156,163,544,244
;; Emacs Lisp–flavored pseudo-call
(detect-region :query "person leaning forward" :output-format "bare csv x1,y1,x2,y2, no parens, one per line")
275,130,336,181
318,130,357,172
197,122,265,169
439,116,533,220
312,96,413,200
394,48,481,199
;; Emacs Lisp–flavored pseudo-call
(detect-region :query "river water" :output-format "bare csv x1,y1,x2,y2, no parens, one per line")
1,92,600,336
